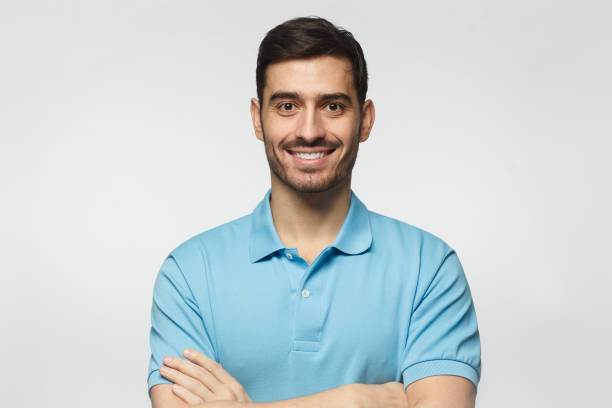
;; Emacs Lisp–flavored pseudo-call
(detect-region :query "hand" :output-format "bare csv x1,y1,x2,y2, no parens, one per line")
350,382,409,408
159,348,253,405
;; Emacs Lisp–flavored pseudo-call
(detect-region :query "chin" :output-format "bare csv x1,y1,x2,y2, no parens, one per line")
283,174,347,194
289,185,333,194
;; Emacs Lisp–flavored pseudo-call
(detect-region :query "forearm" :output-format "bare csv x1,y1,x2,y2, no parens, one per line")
409,401,474,408
194,384,354,408
152,366,405,408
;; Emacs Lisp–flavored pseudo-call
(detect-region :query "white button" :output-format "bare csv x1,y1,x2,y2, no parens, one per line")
286,253,293,260
301,289,310,298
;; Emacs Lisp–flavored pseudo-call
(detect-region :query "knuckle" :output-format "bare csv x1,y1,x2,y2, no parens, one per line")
206,362,220,373
196,369,208,383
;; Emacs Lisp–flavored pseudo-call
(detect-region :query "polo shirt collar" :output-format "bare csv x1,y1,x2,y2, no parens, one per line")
249,189,286,263
249,188,372,263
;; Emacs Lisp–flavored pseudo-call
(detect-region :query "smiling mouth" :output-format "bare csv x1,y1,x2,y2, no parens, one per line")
287,149,336,160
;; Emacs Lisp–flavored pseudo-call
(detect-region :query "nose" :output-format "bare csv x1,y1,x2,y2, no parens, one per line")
295,106,325,142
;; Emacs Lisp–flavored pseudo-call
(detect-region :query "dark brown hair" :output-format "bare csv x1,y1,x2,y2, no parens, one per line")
256,16,369,107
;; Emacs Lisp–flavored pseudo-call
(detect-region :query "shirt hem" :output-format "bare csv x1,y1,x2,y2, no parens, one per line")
402,359,480,390
147,369,172,393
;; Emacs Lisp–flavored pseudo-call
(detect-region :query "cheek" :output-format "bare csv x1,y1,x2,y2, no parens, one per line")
264,119,294,143
324,118,358,141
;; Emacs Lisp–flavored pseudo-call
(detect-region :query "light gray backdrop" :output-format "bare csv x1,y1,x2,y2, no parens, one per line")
1,1,610,407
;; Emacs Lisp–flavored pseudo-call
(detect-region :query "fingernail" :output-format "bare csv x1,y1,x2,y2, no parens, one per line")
163,356,172,364
183,349,191,356
159,366,168,374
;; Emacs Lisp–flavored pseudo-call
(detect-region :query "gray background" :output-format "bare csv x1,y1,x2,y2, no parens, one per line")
1,1,610,406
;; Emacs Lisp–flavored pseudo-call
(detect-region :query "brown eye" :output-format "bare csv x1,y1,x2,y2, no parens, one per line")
281,103,294,111
325,102,343,113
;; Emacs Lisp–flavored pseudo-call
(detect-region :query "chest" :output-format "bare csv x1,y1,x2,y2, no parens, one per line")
205,251,415,388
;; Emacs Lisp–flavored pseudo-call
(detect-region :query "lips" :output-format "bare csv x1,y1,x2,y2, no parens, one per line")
285,148,336,167
286,148,336,159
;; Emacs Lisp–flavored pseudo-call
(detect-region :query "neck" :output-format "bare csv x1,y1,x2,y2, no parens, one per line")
269,174,352,251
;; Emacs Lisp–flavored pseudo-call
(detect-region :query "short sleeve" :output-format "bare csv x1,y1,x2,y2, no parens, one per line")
401,249,481,389
147,255,216,392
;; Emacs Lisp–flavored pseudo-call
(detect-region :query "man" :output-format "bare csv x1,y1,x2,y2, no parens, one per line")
148,16,481,408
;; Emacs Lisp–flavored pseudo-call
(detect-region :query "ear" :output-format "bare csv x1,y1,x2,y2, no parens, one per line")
250,98,264,142
358,99,375,143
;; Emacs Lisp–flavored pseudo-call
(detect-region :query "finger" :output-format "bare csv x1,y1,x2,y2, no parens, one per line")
182,349,238,386
159,365,214,401
164,355,226,393
183,349,248,400
172,384,205,405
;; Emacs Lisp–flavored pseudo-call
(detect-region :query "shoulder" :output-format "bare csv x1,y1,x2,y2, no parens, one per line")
163,213,252,274
172,214,250,254
367,210,454,261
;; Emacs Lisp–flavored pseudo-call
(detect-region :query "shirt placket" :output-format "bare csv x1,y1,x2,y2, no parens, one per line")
282,247,333,352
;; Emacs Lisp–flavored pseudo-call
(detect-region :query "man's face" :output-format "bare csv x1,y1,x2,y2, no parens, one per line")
251,56,374,193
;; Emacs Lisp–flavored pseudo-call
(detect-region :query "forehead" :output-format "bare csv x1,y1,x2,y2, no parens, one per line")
263,56,355,100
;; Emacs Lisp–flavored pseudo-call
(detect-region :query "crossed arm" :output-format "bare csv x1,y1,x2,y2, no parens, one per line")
149,349,475,408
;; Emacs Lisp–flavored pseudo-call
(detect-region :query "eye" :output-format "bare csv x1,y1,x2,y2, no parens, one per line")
279,102,295,111
325,102,343,113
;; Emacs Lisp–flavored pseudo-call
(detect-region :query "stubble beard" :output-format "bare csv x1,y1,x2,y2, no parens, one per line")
261,121,361,194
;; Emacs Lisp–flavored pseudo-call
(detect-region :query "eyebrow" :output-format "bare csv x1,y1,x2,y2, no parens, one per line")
268,91,354,106
268,92,300,103
319,93,353,106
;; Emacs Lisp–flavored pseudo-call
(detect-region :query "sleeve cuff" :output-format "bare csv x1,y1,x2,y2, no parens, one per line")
402,359,480,390
147,369,172,393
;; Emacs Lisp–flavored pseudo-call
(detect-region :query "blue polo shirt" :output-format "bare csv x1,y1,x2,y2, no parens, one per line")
148,189,481,401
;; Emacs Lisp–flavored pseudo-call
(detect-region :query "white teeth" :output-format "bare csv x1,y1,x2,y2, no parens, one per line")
292,151,326,159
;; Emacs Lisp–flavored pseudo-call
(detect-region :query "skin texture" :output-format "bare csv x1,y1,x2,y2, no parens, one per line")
250,55,374,194
150,56,477,407
156,349,252,404
250,56,375,264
